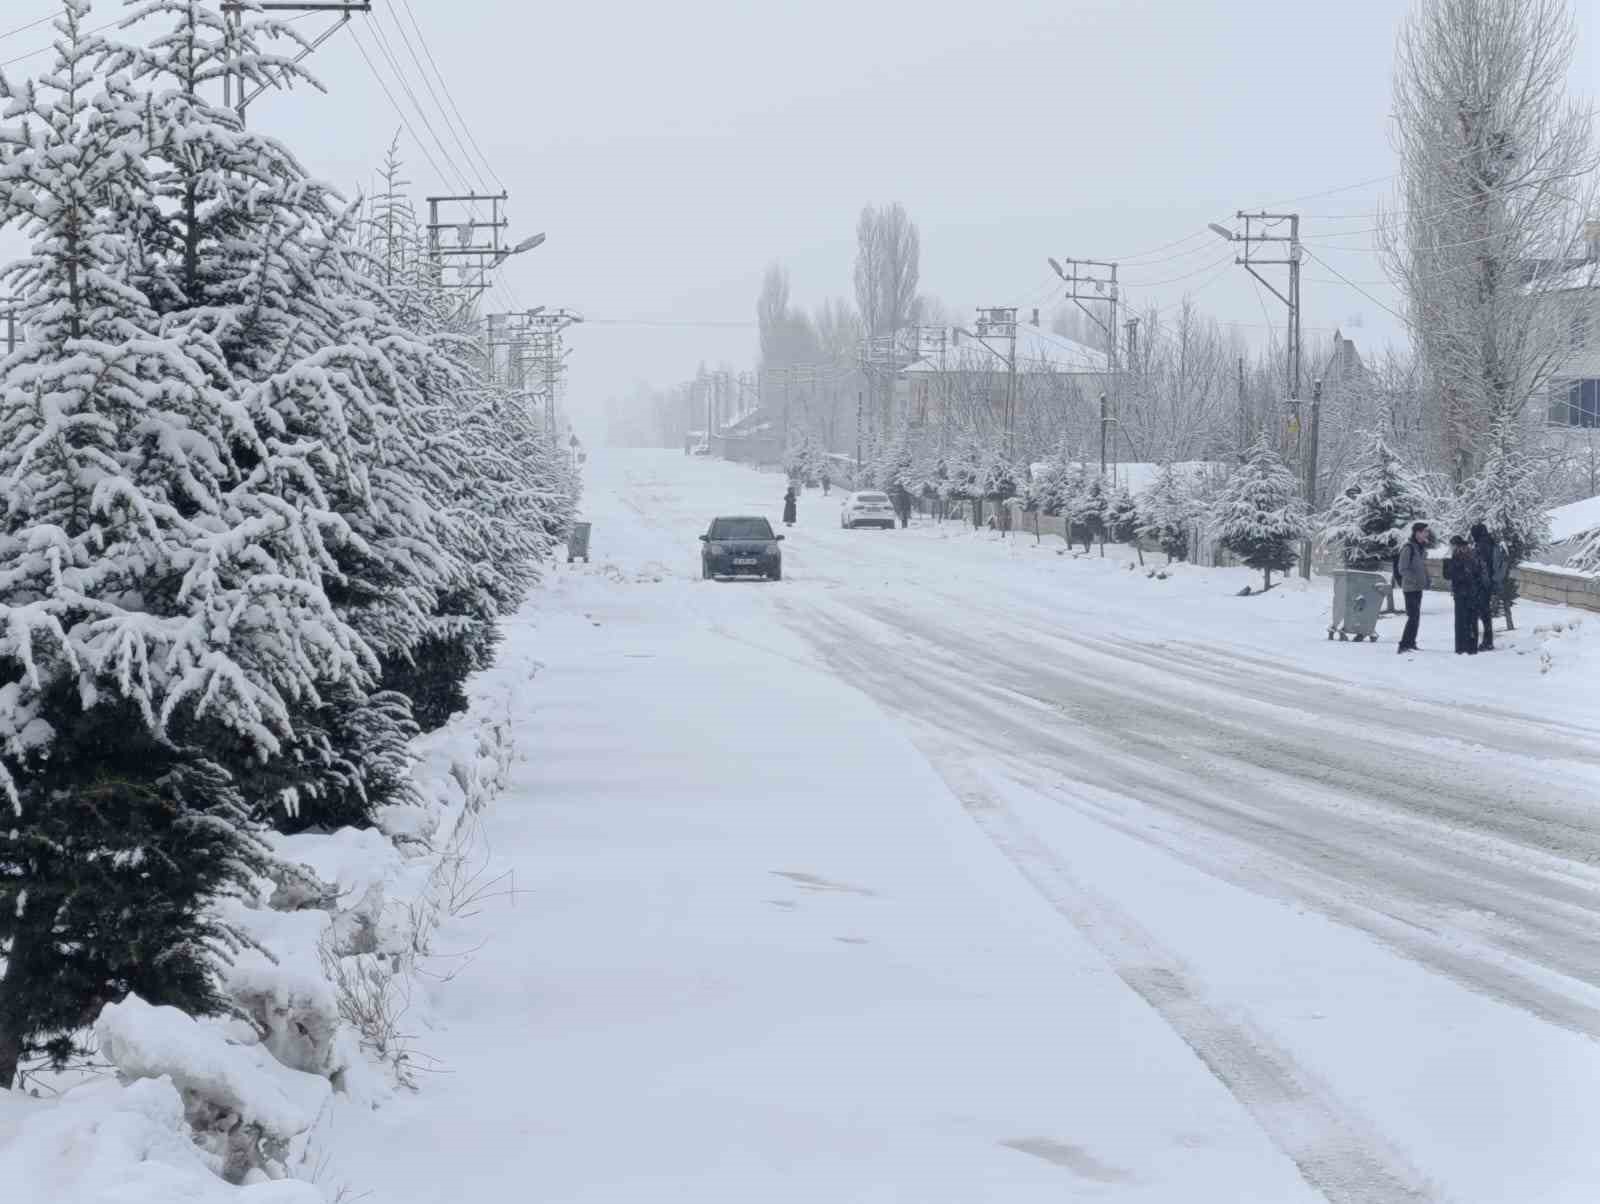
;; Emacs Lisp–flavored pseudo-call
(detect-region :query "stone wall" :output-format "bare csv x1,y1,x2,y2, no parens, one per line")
1423,558,1600,613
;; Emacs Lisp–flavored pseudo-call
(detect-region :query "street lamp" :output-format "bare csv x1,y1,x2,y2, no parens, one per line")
504,231,547,261
1208,222,1237,242
447,233,547,323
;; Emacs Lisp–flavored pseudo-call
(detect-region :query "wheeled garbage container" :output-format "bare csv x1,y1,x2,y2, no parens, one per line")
1327,570,1388,641
567,521,591,564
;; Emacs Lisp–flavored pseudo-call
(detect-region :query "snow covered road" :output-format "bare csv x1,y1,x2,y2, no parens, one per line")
339,449,1600,1203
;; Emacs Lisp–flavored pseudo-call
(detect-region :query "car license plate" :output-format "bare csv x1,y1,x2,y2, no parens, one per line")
734,557,759,566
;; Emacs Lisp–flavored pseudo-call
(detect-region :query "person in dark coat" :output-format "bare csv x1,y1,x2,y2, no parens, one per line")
1469,522,1506,650
1395,522,1431,654
782,485,797,527
1442,535,1488,654
820,472,831,496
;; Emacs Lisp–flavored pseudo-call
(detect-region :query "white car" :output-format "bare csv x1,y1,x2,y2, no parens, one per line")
840,490,897,530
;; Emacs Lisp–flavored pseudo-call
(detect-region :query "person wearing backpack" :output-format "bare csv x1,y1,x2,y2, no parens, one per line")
1395,522,1432,654
1469,522,1506,651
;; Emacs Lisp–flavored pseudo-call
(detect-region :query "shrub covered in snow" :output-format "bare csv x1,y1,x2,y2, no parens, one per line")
1214,431,1309,591
1138,461,1201,563
1318,433,1430,569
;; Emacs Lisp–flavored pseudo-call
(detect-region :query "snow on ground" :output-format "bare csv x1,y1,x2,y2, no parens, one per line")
1548,492,1600,547
9,448,1599,1202
320,449,1599,1203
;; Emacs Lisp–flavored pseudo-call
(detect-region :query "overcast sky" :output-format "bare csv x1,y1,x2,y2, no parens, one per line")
3,0,1597,434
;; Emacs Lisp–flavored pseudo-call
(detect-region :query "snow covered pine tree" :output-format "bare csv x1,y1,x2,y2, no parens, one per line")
1318,434,1430,570
1138,461,1198,563
0,5,361,1087
1216,431,1310,592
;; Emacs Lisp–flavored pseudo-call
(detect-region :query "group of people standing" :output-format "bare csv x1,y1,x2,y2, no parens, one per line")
1394,521,1512,656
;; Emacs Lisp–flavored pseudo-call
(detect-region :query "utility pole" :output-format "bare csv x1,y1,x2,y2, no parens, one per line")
220,2,371,126
1210,212,1301,442
426,191,513,309
1237,354,1247,452
856,390,864,477
526,308,583,433
972,307,1019,460
1301,378,1323,579
1048,258,1120,476
1099,392,1109,476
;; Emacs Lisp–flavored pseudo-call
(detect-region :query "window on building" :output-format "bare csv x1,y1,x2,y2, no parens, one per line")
1571,307,1591,352
1550,378,1600,427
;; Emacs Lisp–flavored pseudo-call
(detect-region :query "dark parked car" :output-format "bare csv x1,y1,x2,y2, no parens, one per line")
700,515,783,580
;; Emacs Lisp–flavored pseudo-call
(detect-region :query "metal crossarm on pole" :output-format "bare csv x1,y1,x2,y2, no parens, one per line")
1048,258,1120,477
219,2,372,124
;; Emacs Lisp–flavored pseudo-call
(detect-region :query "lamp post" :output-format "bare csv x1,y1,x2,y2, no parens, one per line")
447,232,546,323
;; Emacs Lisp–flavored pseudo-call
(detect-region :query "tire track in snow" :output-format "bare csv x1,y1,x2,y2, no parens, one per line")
785,605,1442,1200
925,755,1440,1204
786,598,1600,1040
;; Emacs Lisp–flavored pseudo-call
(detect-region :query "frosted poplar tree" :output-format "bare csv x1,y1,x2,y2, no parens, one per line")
1383,0,1598,478
1216,432,1310,590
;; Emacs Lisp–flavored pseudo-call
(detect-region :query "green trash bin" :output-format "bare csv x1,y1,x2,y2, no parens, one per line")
1327,570,1388,641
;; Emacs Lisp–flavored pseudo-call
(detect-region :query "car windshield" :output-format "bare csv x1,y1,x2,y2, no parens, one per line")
709,517,774,540
854,493,890,503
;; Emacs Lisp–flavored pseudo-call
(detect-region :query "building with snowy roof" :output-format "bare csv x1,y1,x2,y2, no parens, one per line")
1526,225,1600,428
897,321,1110,439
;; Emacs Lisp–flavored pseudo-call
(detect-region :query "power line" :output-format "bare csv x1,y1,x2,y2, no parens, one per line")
1122,251,1237,289
0,12,55,43
348,23,457,193
583,318,758,329
397,0,505,192
379,1,490,195
1302,248,1412,329
365,10,476,196
0,11,126,67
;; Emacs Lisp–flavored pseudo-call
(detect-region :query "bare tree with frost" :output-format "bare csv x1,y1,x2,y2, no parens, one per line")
1383,0,1598,480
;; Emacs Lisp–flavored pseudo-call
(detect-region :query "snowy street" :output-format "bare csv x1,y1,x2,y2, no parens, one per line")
335,449,1600,1204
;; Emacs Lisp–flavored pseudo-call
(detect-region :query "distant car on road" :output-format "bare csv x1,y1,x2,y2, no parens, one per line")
700,515,783,580
840,490,897,530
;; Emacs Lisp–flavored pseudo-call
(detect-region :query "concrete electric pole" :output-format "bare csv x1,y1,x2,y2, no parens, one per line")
1048,258,1120,480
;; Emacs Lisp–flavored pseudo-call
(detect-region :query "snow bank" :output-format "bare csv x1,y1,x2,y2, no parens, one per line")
1548,493,1600,545
0,1077,320,1203
0,654,525,1202
96,997,331,1182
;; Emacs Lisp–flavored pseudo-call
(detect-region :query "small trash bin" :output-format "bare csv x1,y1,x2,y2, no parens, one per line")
1327,569,1388,641
567,521,591,564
